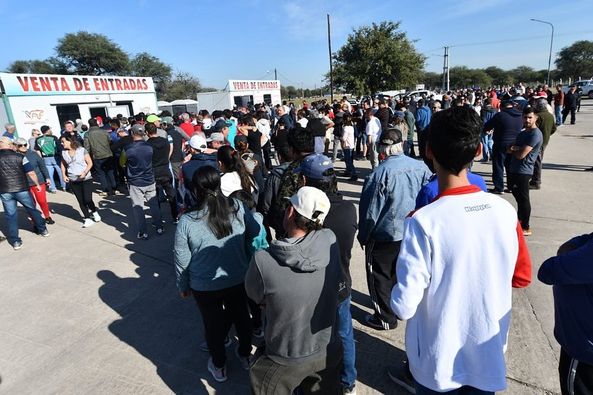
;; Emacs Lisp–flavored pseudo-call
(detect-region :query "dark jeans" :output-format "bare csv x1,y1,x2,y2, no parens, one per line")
364,240,402,327
509,173,532,230
70,180,97,219
343,149,356,176
192,283,252,368
0,189,47,244
417,129,427,158
559,348,593,395
94,156,117,192
155,175,178,220
416,383,493,395
531,146,545,186
491,144,512,192
250,345,342,395
562,107,576,124
247,297,262,330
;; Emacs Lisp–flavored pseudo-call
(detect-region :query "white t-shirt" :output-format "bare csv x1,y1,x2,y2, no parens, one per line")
342,125,355,149
365,116,382,141
62,148,91,181
297,118,309,128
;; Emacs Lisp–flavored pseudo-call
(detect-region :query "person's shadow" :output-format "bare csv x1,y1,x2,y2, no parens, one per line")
97,248,252,394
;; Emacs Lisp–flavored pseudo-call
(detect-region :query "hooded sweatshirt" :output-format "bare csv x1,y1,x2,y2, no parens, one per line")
484,107,523,146
245,228,341,366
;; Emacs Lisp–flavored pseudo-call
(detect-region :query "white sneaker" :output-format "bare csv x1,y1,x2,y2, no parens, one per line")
92,211,101,222
82,218,95,228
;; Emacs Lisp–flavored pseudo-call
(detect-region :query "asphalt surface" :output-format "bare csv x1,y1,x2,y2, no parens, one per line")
1,102,592,394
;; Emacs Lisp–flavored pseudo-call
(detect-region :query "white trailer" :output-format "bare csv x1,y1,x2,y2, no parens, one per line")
197,80,281,113
0,72,158,139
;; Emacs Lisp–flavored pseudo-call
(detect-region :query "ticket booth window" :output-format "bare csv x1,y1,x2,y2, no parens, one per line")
55,104,81,128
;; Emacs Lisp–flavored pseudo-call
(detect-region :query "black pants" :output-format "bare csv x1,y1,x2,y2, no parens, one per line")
250,345,342,395
364,240,402,327
70,179,96,218
417,129,427,159
155,176,178,220
492,144,512,192
531,146,545,186
509,173,532,230
248,297,262,330
562,107,576,124
262,142,272,170
192,283,252,368
559,348,593,395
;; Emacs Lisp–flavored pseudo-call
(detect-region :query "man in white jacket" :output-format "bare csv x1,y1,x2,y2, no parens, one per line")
390,107,532,394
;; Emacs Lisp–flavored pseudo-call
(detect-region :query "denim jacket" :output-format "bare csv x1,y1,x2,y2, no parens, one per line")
358,154,431,244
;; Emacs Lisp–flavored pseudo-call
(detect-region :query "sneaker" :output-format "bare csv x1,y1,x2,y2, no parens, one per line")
488,188,503,195
99,191,108,197
12,241,22,250
207,357,227,383
364,314,397,330
137,232,149,240
45,217,55,225
82,218,95,228
156,226,164,236
529,183,541,190
92,211,102,222
343,385,356,395
387,363,416,394
47,189,57,194
253,326,264,339
234,346,252,371
39,229,50,237
200,336,233,352
523,228,532,237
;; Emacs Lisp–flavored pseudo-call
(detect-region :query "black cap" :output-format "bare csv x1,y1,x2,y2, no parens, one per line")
213,120,228,132
378,128,403,146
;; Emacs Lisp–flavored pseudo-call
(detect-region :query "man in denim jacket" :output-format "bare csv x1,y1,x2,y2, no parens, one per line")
358,128,431,330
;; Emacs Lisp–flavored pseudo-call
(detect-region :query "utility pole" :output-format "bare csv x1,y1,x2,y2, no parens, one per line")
530,19,554,86
442,46,450,92
274,68,277,80
327,14,334,102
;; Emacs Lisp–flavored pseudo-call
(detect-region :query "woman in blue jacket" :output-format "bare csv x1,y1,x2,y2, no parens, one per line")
174,165,261,383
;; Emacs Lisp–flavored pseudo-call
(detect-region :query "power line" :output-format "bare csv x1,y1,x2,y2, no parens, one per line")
448,29,593,49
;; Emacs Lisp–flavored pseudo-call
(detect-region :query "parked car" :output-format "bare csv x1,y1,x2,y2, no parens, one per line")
393,90,443,102
563,79,593,98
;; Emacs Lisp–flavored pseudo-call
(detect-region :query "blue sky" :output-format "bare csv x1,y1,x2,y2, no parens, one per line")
1,0,592,90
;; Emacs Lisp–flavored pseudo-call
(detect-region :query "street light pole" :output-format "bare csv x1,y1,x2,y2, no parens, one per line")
530,18,554,86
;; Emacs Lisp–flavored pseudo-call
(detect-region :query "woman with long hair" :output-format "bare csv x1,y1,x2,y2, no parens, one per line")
341,113,358,181
217,145,258,204
60,135,101,228
174,165,261,383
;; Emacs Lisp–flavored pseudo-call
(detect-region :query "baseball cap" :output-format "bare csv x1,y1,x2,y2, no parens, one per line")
378,128,403,146
40,125,51,133
210,132,225,142
15,137,28,146
189,135,207,151
394,111,405,119
130,124,145,135
146,114,161,123
299,154,333,181
288,186,331,225
161,116,174,125
213,119,228,132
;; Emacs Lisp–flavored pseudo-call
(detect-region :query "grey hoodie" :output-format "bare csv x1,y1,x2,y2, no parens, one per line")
245,228,341,366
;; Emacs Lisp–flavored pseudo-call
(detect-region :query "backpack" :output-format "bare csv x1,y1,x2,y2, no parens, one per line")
269,158,306,235
37,136,57,157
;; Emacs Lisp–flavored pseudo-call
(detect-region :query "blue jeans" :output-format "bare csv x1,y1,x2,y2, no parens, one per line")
480,133,493,160
416,383,493,395
314,136,325,154
0,190,47,244
343,149,356,176
44,157,66,191
337,296,356,388
554,105,562,126
491,144,511,192
94,157,116,192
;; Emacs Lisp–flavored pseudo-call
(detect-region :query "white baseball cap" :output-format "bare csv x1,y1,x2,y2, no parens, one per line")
288,186,331,225
189,135,207,151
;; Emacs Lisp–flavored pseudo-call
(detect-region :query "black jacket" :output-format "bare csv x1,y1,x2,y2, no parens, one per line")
564,91,578,109
0,150,30,193
484,107,523,146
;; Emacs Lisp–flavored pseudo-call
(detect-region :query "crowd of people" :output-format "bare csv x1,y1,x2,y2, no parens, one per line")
0,82,591,395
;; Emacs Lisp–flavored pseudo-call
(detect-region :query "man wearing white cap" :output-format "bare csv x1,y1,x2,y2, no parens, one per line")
246,186,342,394
180,135,218,207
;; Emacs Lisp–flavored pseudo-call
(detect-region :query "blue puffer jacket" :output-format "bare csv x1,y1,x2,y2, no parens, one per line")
358,154,432,244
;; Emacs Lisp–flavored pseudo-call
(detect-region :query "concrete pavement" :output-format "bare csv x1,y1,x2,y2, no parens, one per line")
1,103,592,394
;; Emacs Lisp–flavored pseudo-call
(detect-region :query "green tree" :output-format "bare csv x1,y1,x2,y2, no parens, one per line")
330,21,425,95
161,72,202,101
130,52,172,95
555,40,593,80
484,66,513,86
286,85,298,98
449,66,492,88
56,31,130,75
7,58,67,74
421,71,442,90
509,66,538,84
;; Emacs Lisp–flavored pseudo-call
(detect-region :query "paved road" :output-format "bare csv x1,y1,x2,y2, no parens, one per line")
1,103,592,394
